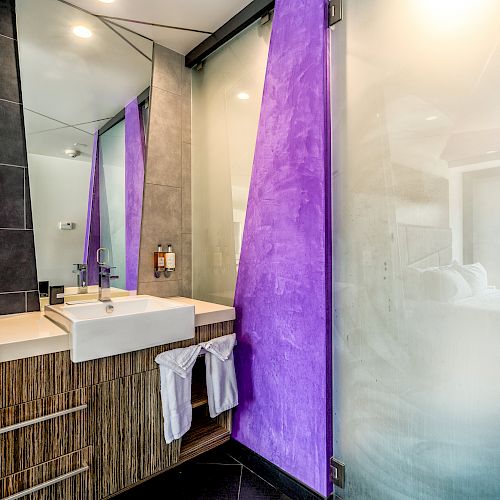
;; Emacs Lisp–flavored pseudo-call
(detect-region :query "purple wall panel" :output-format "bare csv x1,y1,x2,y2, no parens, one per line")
125,98,146,291
233,0,332,495
83,132,100,285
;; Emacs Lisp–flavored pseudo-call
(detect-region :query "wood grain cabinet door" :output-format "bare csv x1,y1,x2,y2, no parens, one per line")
89,369,181,499
0,447,92,500
0,389,88,478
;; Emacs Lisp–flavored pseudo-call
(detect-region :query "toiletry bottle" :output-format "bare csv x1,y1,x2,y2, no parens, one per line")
165,244,176,272
154,244,166,274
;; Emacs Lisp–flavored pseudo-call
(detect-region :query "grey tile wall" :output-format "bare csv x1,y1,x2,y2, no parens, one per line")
138,44,192,298
0,0,39,314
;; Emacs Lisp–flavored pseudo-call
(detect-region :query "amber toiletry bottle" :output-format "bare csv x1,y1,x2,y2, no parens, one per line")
154,244,166,274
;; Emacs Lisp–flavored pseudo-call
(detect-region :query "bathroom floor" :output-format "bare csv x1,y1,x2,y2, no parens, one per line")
115,445,290,499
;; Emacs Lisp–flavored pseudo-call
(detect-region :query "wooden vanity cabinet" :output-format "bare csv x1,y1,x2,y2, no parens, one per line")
0,448,92,500
0,389,88,478
0,391,91,499
89,371,180,498
0,320,233,499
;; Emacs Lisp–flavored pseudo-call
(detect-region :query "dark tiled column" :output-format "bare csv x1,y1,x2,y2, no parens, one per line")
137,44,192,298
0,0,39,314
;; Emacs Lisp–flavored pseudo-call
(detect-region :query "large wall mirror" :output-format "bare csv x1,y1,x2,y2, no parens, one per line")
16,0,152,304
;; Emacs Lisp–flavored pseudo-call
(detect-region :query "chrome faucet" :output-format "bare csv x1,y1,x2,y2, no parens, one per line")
96,247,118,302
73,263,88,294
98,264,119,302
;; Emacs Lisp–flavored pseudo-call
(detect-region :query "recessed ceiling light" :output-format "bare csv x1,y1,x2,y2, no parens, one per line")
65,148,80,158
98,0,115,3
72,26,92,38
486,150,497,155
425,115,438,121
237,92,250,100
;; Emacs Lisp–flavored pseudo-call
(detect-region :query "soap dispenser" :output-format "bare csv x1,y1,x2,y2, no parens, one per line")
165,244,176,274
154,244,166,278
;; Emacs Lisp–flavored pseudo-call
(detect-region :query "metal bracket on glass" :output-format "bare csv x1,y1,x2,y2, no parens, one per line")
329,0,343,26
330,457,345,488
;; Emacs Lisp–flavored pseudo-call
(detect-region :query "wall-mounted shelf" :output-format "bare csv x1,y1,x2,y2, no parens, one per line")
179,411,230,462
180,357,231,462
191,358,208,408
191,390,208,409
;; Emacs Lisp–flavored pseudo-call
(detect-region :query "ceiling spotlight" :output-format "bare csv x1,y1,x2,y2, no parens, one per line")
486,150,497,155
98,0,115,3
425,115,438,121
72,26,92,38
65,148,81,158
237,92,250,100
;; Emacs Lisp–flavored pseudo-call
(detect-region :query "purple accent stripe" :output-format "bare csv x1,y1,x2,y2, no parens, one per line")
83,132,100,285
232,0,332,495
125,98,146,291
324,9,333,495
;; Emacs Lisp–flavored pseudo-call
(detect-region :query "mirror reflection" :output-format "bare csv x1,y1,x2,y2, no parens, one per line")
16,0,152,303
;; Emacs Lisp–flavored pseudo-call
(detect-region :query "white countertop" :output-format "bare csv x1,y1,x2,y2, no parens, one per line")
168,297,235,327
0,296,235,363
0,312,70,362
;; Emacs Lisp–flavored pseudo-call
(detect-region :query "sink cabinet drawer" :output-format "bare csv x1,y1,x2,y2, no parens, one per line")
0,447,91,500
0,390,88,478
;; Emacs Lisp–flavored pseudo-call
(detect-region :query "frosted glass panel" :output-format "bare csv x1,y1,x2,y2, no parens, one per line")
192,20,272,305
332,1,500,498
100,120,126,290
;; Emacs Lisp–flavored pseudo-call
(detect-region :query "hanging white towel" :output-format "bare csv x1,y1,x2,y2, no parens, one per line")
155,344,202,444
203,333,238,418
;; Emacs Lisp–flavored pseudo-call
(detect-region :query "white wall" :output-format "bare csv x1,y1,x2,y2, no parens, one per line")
472,174,500,286
29,153,91,286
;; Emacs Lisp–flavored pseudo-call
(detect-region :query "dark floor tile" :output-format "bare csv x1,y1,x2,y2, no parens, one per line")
0,35,20,103
0,0,15,39
117,463,241,500
0,164,24,228
118,463,242,499
24,168,32,229
0,229,37,292
0,291,25,314
239,468,288,500
226,442,321,500
195,447,240,465
26,291,40,312
0,100,27,166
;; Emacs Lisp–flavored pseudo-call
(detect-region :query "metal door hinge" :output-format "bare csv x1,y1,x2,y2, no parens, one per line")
260,9,273,25
330,457,345,488
329,0,343,26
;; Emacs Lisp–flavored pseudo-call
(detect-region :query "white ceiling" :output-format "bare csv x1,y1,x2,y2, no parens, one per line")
349,0,500,169
17,0,251,160
69,0,254,55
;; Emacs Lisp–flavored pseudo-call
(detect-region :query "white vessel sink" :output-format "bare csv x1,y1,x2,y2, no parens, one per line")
45,295,195,362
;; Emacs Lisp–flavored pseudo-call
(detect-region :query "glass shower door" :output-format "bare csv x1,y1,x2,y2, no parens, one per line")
191,20,272,305
331,1,500,498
